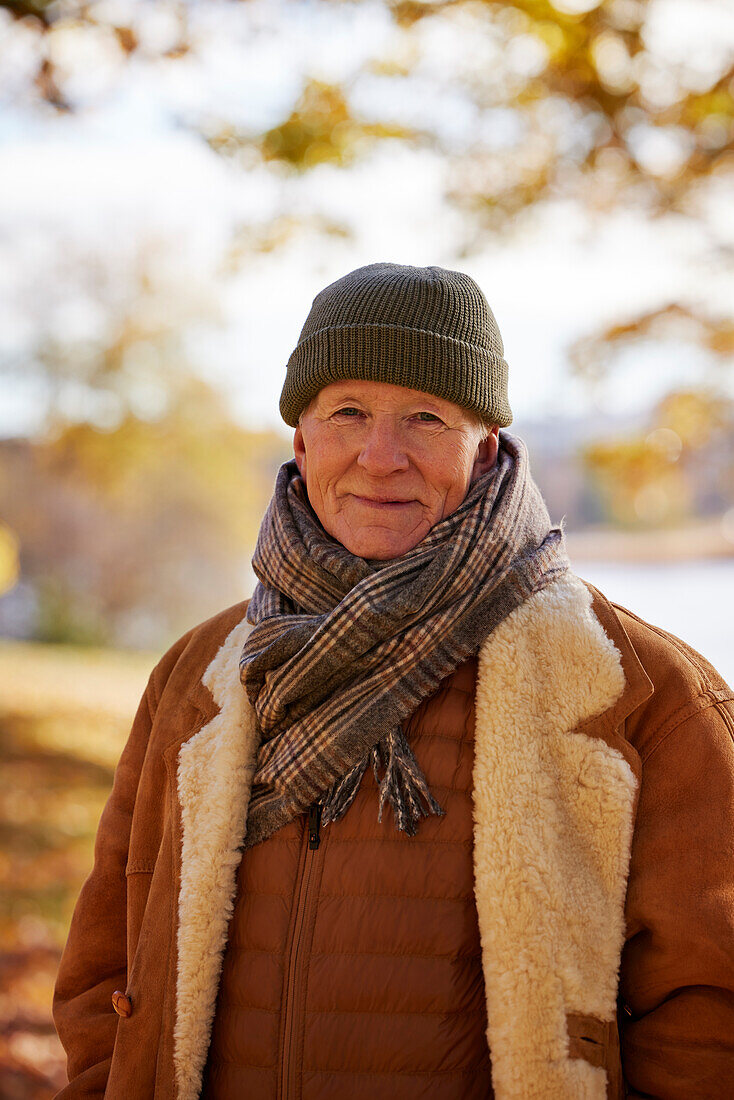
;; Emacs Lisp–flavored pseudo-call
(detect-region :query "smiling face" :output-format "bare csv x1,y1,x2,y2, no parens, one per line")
293,380,499,560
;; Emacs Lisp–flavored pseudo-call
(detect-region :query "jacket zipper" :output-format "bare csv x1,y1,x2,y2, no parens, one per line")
280,799,323,1100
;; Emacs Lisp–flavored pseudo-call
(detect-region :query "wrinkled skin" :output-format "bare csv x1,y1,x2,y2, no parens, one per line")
293,380,499,560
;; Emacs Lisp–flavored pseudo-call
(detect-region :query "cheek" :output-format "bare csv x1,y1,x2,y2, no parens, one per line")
304,443,349,500
425,445,475,496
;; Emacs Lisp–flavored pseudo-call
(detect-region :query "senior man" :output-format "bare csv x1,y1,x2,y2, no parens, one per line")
53,262,734,1099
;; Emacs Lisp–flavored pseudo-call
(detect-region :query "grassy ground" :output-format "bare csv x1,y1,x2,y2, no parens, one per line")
0,639,158,1098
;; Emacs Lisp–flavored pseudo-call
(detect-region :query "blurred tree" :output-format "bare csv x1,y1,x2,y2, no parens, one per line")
582,387,734,526
571,304,734,524
2,0,731,235
2,0,731,367
0,381,287,647
1,0,732,539
0,238,289,647
223,0,734,238
569,303,734,386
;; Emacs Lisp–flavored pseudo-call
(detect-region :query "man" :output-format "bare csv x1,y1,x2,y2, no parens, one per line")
53,262,734,1098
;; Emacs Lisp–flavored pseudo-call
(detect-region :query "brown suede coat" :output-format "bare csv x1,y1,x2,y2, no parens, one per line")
52,573,734,1099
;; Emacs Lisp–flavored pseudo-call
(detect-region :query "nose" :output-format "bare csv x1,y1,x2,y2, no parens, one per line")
357,420,409,477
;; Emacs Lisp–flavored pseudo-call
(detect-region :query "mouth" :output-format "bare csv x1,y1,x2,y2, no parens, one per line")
352,495,415,509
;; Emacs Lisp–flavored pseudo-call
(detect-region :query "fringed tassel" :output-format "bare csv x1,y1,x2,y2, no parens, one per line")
319,726,445,836
319,754,371,827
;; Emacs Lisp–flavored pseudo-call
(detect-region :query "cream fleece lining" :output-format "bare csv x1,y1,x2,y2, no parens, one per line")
173,572,635,1100
174,617,258,1100
473,571,634,1098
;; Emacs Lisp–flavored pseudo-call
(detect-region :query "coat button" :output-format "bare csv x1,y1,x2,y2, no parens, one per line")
112,990,132,1017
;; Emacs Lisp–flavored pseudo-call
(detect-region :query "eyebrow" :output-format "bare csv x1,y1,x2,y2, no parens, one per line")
322,393,448,415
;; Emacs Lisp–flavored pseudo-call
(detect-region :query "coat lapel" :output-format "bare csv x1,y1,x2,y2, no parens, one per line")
472,570,650,1098
170,572,654,1100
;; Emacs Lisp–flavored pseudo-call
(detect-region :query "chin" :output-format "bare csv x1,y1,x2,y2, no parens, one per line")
344,534,416,560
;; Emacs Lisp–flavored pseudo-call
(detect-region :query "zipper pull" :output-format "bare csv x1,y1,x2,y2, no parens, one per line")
308,801,322,850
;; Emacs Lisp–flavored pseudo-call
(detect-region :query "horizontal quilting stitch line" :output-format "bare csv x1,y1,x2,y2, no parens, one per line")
302,1064,489,1077
310,949,482,960
412,698,473,716
226,945,288,957
317,891,473,900
220,1003,482,1017
304,1005,484,1017
323,835,471,846
206,1061,489,1078
411,702,473,723
226,946,482,961
234,889,292,897
226,941,484,959
319,825,469,841
240,839,301,847
325,802,471,827
206,1060,277,1071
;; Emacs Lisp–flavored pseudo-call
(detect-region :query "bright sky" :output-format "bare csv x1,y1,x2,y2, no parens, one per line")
0,0,732,437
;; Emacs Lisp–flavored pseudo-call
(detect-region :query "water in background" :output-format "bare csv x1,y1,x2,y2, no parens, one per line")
574,558,734,687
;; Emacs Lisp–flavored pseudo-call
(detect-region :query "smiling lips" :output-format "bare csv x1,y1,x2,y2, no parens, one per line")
352,495,415,509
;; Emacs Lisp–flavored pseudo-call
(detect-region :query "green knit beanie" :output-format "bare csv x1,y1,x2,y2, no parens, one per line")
279,261,513,428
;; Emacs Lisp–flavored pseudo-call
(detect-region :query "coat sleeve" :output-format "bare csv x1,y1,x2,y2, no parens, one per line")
620,697,734,1099
52,672,157,1098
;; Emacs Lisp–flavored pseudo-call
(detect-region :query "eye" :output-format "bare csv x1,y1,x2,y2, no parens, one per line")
333,406,362,418
415,411,442,423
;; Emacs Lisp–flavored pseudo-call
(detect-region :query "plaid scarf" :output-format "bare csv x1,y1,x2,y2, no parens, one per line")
239,431,569,850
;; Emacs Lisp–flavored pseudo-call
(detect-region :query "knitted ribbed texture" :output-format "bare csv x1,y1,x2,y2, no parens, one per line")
279,261,513,427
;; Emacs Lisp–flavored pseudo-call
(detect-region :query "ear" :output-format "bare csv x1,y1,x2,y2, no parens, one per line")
471,425,499,483
293,425,307,479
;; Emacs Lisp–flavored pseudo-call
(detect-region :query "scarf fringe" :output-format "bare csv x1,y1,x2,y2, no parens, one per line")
320,726,445,836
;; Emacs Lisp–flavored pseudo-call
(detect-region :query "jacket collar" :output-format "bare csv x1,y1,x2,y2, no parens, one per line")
583,580,654,727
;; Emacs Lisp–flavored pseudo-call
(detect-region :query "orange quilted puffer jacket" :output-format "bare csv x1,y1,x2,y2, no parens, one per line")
201,656,494,1100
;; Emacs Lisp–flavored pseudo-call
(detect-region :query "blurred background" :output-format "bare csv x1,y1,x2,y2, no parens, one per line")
0,0,732,1092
